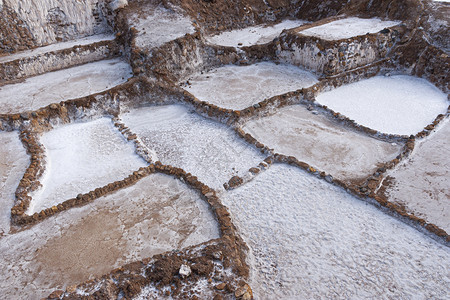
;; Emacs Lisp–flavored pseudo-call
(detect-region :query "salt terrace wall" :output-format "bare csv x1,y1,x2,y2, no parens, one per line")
0,39,121,83
275,19,404,76
0,0,110,55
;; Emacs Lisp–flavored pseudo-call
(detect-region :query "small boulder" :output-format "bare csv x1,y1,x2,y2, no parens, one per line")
179,264,191,277
110,0,128,11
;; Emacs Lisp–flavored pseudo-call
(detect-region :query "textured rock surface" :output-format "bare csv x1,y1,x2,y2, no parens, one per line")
0,0,108,53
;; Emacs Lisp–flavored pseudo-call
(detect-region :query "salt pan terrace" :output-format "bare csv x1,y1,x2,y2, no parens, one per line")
242,104,402,182
223,164,450,299
384,119,450,232
129,4,195,50
27,117,147,214
315,75,448,135
121,104,267,190
183,62,318,110
297,17,401,40
0,131,29,236
206,19,306,47
0,58,132,114
0,173,218,299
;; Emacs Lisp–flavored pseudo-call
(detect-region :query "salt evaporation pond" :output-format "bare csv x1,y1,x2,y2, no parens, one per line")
315,75,448,135
184,62,318,110
0,131,29,236
0,58,132,114
27,117,147,214
206,19,306,47
298,17,401,40
0,33,115,63
242,105,402,181
121,105,266,190
0,173,218,299
130,4,195,49
385,119,450,232
223,164,450,299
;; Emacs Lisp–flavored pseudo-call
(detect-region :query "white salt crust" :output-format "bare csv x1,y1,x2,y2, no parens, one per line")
298,17,401,40
184,62,318,110
242,104,402,181
386,118,450,232
315,75,448,135
0,131,29,236
0,58,132,114
0,173,219,299
121,105,266,190
27,117,147,214
206,19,307,47
223,164,450,299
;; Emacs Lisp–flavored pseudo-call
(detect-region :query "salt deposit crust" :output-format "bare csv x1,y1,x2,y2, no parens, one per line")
386,119,450,232
130,5,195,50
184,62,318,110
0,58,132,114
298,17,401,40
0,173,219,299
0,33,115,63
2,0,108,46
121,105,266,190
27,117,147,214
242,105,402,182
0,131,29,236
206,19,306,47
223,164,450,299
315,75,449,135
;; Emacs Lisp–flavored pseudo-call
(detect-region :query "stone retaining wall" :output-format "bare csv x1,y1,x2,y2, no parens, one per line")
276,23,404,76
0,39,121,83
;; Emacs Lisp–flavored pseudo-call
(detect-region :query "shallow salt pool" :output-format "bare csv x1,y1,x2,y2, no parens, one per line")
0,131,29,235
0,173,218,299
223,164,450,299
184,62,318,110
27,117,147,214
0,58,132,114
206,19,306,47
385,119,450,232
298,17,401,40
315,75,448,135
121,105,266,190
242,105,401,182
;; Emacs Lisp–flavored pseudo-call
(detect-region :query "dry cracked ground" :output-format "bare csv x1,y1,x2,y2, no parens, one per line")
0,0,449,299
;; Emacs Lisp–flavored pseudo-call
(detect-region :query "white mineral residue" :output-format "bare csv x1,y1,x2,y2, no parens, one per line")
0,33,115,63
130,5,195,49
184,62,318,110
27,117,147,214
3,0,107,46
206,19,307,47
0,173,219,299
386,118,450,232
315,75,449,135
223,164,450,299
0,58,132,114
298,17,401,40
242,105,402,181
121,105,266,190
0,131,29,236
